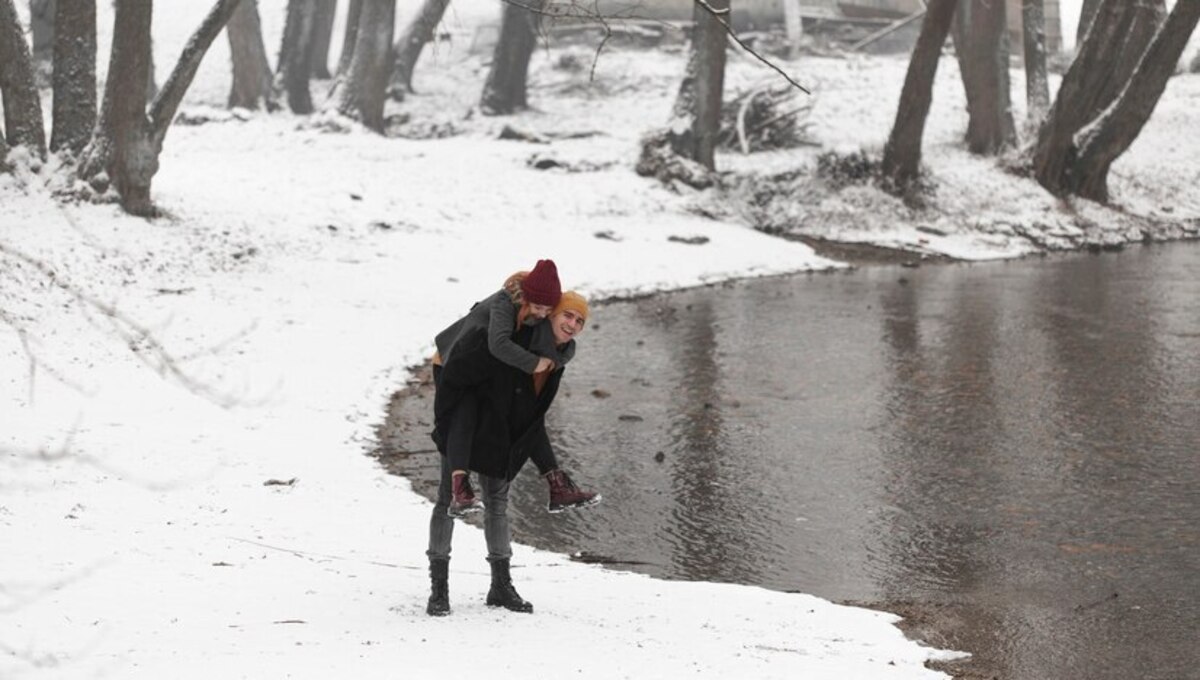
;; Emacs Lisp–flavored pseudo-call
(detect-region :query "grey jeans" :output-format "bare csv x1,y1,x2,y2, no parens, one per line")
426,453,512,563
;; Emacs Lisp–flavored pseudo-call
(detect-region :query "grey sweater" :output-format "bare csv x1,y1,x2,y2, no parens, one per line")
434,289,573,374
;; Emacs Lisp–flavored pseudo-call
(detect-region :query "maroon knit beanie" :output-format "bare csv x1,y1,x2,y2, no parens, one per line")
521,259,562,307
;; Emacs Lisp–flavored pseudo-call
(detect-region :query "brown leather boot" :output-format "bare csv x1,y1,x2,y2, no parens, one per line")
544,469,601,513
448,472,483,518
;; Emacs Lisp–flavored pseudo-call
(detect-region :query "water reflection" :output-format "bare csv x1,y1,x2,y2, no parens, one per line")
378,244,1200,680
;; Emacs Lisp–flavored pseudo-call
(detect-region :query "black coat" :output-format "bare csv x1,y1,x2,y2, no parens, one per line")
433,322,565,481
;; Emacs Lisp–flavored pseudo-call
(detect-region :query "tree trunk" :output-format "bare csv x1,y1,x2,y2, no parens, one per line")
276,0,317,113
1021,0,1050,130
1076,0,1101,45
310,0,335,78
388,0,449,101
81,0,242,215
30,0,55,85
336,0,361,76
952,0,1015,154
332,0,394,131
881,0,957,193
79,0,154,213
50,0,96,155
1066,0,1200,202
684,0,729,169
227,0,276,110
1033,0,1165,195
0,0,48,158
480,0,543,115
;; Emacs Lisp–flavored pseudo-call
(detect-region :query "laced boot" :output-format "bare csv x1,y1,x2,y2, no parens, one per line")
485,558,533,613
545,469,601,513
447,472,483,517
426,558,450,616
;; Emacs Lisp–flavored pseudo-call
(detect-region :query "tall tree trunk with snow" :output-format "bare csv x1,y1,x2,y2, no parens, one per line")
331,0,394,131
227,0,276,109
1055,0,1200,202
952,0,1015,154
634,0,731,186
881,0,957,193
336,0,361,76
79,0,242,215
1021,0,1050,130
310,0,335,78
679,0,729,170
50,0,96,155
30,0,55,85
480,0,543,115
388,0,449,101
1032,0,1165,196
1076,0,1101,45
276,0,317,113
0,0,48,159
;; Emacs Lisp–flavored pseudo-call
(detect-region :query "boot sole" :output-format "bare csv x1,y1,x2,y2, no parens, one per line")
547,494,602,514
446,505,484,518
486,600,534,613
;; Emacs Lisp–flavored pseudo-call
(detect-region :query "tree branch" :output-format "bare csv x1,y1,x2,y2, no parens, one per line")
150,0,245,143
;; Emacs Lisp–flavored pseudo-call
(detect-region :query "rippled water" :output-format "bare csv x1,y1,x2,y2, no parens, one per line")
378,243,1200,680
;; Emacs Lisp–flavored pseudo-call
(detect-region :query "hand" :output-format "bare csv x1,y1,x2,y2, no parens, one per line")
535,356,555,373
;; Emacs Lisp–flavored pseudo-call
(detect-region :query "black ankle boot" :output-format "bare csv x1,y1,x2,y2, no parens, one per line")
485,558,533,613
426,558,450,616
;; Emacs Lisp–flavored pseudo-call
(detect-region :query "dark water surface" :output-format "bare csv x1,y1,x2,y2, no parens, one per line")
378,243,1200,680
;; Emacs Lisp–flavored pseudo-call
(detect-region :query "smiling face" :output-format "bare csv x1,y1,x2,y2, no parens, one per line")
550,308,586,345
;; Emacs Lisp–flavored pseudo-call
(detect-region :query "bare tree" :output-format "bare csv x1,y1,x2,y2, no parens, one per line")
881,0,957,193
30,0,55,83
310,0,336,78
79,0,243,215
336,0,361,76
0,0,47,159
1022,0,1050,130
480,0,544,115
1032,0,1166,197
50,0,96,155
952,0,1015,154
388,0,450,100
227,0,277,109
1047,0,1200,201
331,0,394,131
275,0,317,113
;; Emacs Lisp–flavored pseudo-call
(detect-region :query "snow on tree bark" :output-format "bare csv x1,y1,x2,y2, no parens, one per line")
388,0,450,101
1076,0,1101,45
227,0,277,110
332,0,394,131
1021,0,1050,130
276,0,317,113
480,0,543,115
0,0,48,158
1033,0,1165,196
1067,0,1200,202
51,0,96,155
952,0,1015,154
881,0,957,193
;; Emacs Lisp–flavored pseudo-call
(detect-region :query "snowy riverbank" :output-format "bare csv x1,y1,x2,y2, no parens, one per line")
4,1,1199,677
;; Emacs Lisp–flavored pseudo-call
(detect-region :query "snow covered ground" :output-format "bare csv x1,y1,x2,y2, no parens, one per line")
3,1,1199,678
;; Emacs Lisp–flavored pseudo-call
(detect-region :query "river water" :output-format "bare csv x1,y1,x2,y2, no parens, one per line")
377,243,1200,680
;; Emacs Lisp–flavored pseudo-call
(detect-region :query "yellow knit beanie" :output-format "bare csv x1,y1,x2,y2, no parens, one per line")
553,291,589,323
